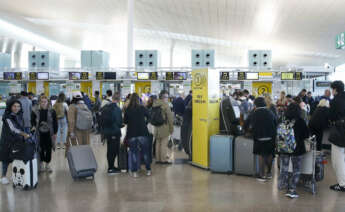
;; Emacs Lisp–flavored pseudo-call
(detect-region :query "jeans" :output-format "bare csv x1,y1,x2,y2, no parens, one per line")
56,117,68,144
129,136,151,172
106,135,120,169
278,155,303,191
2,162,9,177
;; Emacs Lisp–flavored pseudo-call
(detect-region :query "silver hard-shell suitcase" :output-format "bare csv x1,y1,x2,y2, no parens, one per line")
234,136,259,176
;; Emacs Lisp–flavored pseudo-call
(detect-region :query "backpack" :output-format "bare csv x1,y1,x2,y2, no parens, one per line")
276,120,296,154
99,103,115,131
150,106,165,126
75,104,93,130
53,102,65,119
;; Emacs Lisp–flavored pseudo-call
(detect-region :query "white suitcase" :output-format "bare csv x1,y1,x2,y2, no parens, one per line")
12,159,38,190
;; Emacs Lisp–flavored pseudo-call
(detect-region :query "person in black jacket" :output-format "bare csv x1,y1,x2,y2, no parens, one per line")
328,81,345,192
244,97,277,181
309,99,330,151
278,103,309,199
0,100,29,185
31,96,58,173
124,93,151,178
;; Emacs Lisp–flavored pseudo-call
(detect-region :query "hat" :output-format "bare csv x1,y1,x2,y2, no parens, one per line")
72,91,82,98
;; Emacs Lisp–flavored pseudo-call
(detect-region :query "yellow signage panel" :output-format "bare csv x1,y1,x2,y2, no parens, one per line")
192,68,219,168
252,82,272,96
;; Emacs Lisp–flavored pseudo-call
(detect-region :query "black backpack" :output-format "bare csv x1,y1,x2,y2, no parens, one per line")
150,106,166,126
99,104,114,130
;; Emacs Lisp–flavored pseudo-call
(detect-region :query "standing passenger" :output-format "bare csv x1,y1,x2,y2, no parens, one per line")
53,92,69,149
18,91,32,133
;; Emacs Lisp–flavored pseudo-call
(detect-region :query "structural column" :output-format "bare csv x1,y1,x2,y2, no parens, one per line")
127,0,134,68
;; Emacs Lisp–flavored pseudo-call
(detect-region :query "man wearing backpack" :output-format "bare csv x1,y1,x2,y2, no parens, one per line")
66,92,93,154
99,93,123,175
152,90,174,164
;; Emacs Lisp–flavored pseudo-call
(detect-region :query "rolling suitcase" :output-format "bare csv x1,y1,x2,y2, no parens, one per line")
12,158,38,190
67,138,97,180
234,136,259,176
209,135,234,173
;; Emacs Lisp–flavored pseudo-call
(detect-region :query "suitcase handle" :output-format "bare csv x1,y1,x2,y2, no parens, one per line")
69,136,79,146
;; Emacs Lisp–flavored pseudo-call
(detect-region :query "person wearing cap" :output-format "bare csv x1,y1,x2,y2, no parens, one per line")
66,92,91,155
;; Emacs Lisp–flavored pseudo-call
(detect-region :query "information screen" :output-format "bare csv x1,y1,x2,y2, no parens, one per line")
96,72,104,80
246,72,259,80
137,72,149,80
37,72,49,80
29,72,37,80
4,72,22,80
220,72,230,81
149,72,158,80
104,72,116,80
174,72,187,80
237,72,246,80
166,72,174,80
69,72,89,80
316,81,331,87
281,72,303,80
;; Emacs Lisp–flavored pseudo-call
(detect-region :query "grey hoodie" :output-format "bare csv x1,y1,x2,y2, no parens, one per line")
18,96,32,128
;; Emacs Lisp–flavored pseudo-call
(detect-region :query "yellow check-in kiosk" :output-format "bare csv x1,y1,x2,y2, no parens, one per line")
192,68,220,168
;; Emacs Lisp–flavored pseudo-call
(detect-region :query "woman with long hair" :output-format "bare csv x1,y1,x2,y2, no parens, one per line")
31,96,58,173
53,92,69,149
124,93,151,178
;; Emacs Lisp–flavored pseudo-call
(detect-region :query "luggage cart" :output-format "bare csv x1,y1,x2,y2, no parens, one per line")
288,135,318,194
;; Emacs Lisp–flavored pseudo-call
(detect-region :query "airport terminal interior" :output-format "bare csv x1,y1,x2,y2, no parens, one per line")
0,0,345,211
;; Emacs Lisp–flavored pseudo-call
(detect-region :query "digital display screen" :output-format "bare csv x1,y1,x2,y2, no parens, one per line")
174,72,187,80
69,72,89,80
104,72,116,80
137,72,149,80
246,72,259,80
29,72,37,80
237,72,246,80
96,72,104,80
149,72,158,80
4,72,22,80
220,72,230,81
316,81,331,87
281,72,303,80
37,72,49,80
166,72,174,80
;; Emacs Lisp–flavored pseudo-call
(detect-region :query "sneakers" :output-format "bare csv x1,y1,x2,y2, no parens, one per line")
146,170,152,176
1,177,9,185
266,173,273,179
107,168,120,176
256,177,267,182
132,172,139,178
330,184,345,192
285,190,299,198
46,164,53,173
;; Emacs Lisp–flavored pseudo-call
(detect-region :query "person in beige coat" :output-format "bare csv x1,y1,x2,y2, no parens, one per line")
153,90,174,164
65,92,91,156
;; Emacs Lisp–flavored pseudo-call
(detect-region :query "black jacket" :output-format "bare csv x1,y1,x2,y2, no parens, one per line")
173,97,185,116
309,106,330,131
329,91,345,147
244,107,277,140
101,103,123,137
0,112,25,162
291,118,309,156
124,105,150,139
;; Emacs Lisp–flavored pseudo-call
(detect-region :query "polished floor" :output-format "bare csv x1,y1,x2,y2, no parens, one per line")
1,135,345,212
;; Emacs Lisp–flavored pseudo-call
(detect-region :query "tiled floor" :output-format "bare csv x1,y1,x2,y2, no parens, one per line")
1,135,345,212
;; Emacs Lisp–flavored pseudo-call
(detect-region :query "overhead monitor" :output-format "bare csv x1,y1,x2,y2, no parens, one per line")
37,72,49,80
165,72,174,80
96,72,104,80
237,72,246,80
281,72,303,80
104,72,116,80
69,72,89,80
220,72,230,81
174,72,187,80
149,72,158,80
137,72,149,80
3,72,22,80
315,81,331,87
246,72,259,80
29,72,37,80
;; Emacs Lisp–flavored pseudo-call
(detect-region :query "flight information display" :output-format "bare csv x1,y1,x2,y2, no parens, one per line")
149,72,158,80
281,72,303,80
137,72,149,80
174,72,187,80
237,72,259,80
3,72,22,80
220,72,230,81
69,72,89,80
96,72,104,80
165,72,174,80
